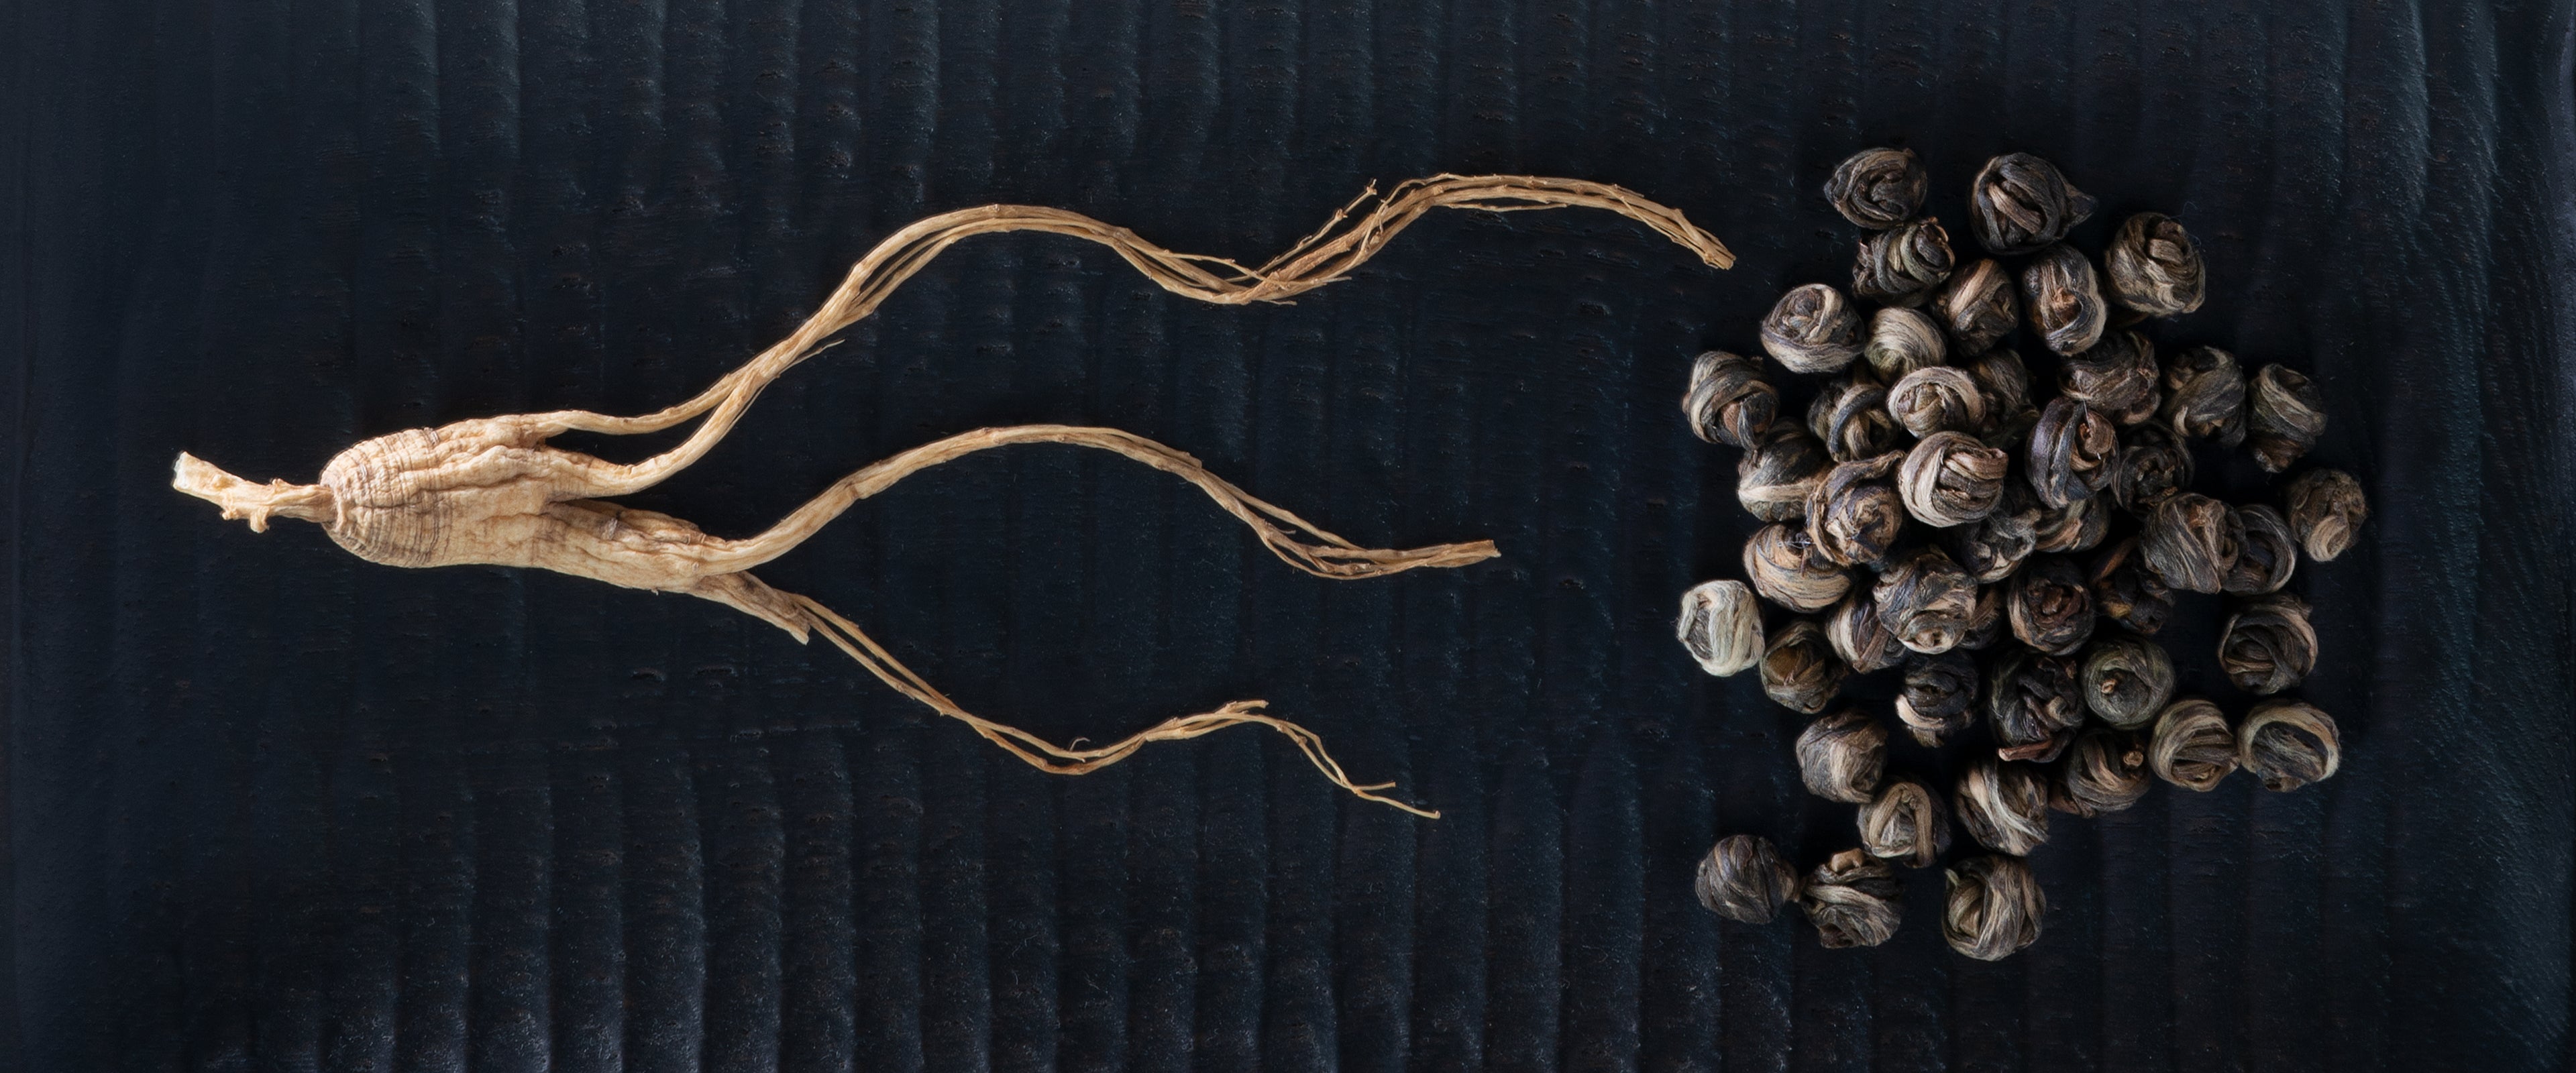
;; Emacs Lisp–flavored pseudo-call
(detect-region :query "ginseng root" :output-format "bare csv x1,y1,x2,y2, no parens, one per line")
172,174,1729,816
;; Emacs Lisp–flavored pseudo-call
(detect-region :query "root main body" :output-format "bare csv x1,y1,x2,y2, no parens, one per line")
172,174,1728,817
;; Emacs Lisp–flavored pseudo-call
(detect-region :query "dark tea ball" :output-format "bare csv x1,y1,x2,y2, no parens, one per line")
1762,283,1866,374
2150,697,2239,791
1802,850,1905,948
1761,619,1849,715
1807,452,1909,568
1945,855,2045,960
1824,147,1929,229
1809,372,1902,463
2081,635,2174,729
2008,555,2097,656
2059,331,2161,426
2019,243,2108,355
2027,397,2118,510
2031,494,2109,555
1743,522,1853,612
1900,431,2010,528
2247,363,2328,472
1987,648,2084,763
2285,468,2369,562
1697,834,1800,923
1970,152,2097,255
2239,699,2343,791
2160,345,2249,446
1955,757,2052,856
1943,480,2043,583
1853,217,1956,306
2102,213,2208,317
1898,651,1980,747
1798,710,1889,803
1737,426,1832,523
1683,350,1778,449
1933,259,2021,354
2110,423,2195,514
2224,505,2299,596
1874,548,1978,655
2140,492,2243,594
1860,779,1953,868
2090,537,2176,635
1964,345,2035,419
1864,306,1949,378
1958,584,2010,651
1827,589,1909,673
2051,728,2151,817
2219,594,2318,695
1888,365,1989,438
1677,579,1764,677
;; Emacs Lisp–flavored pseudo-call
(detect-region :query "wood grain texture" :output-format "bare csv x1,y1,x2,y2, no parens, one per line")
7,0,2574,1070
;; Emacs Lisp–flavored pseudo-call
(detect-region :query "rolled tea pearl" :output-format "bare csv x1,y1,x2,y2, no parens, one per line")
1852,217,1955,306
1931,260,2020,354
2081,635,2174,728
2219,593,2317,695
1737,425,1832,523
1824,147,1928,229
1809,372,1901,463
1827,589,1909,673
2027,397,2117,510
2160,345,2248,446
2150,697,2239,791
1986,648,2084,763
1801,849,1904,948
2090,537,2175,635
1887,365,1988,438
1676,579,1764,677
1743,522,1851,612
1761,619,1849,715
2246,363,2327,472
1962,345,2033,419
1969,152,2096,256
1943,479,2041,583
2019,243,2108,356
1807,452,1909,568
1957,584,2009,651
2059,331,2161,425
1762,283,1866,374
1955,757,2051,855
2239,699,2342,791
1683,350,1778,449
2223,505,2299,596
1696,834,1800,923
1798,710,1888,803
1900,431,2009,527
2103,213,2207,317
2285,469,2368,561
2051,728,2151,817
1944,855,2045,960
1859,779,1952,867
2008,555,2096,656
1864,306,1949,378
2031,494,2108,555
2140,492,2243,594
1874,549,1978,655
1897,651,1979,747
2109,423,2195,514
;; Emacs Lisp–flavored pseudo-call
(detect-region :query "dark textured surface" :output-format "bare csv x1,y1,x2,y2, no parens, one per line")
7,0,2575,1069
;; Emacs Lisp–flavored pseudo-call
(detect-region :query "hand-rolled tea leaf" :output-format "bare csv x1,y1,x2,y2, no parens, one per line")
2090,537,2176,635
2140,492,2243,594
1932,260,2021,354
1874,549,1978,655
2149,697,2238,791
2239,699,2342,791
1827,589,1910,673
1697,834,1801,923
1963,345,2033,419
1744,522,1853,612
2223,505,2298,595
1801,849,1904,948
1943,479,2042,583
1824,147,1928,229
1887,366,1988,439
2060,331,2161,425
1969,152,2097,256
1860,779,1952,867
1807,452,1909,568
1738,426,1833,523
1853,217,1956,306
1898,651,1979,746
2031,494,2108,555
2050,728,2151,817
1762,619,1849,715
1762,283,1866,374
1864,306,1950,379
1899,431,2009,527
1986,647,2084,763
2246,363,2327,473
2026,397,2117,509
1677,579,1764,677
2219,593,2316,695
1944,855,2045,960
1955,757,2051,855
1809,372,1902,463
2285,468,2369,562
1798,710,1889,803
2080,635,2174,728
2102,213,2207,317
2159,345,2248,446
1958,584,2010,651
2109,423,2195,514
2008,555,2096,655
2020,243,2108,355
1684,351,1778,449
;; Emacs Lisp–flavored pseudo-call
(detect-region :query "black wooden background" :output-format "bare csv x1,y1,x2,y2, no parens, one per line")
6,0,2573,1069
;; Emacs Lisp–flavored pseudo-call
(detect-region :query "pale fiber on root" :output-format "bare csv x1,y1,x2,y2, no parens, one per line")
172,174,1731,819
